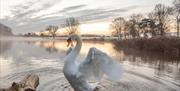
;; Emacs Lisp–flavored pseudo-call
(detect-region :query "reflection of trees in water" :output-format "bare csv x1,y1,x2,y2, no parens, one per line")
45,41,58,53
0,40,12,55
82,40,105,45
28,40,107,54
113,42,180,81
25,40,59,53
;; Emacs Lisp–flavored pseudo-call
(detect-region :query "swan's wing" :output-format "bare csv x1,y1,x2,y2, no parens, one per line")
79,47,123,81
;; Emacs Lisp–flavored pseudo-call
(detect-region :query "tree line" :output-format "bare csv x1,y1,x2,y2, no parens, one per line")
111,0,180,39
26,0,180,39
39,17,79,38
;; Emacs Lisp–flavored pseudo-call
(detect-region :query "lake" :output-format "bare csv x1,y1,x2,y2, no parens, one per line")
0,37,180,91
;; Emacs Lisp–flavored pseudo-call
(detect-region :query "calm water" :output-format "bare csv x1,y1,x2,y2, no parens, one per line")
0,37,180,91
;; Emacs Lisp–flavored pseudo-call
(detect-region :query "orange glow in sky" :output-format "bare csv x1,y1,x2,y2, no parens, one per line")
53,21,112,35
80,22,111,35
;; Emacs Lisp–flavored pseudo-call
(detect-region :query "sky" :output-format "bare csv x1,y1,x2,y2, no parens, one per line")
0,0,173,35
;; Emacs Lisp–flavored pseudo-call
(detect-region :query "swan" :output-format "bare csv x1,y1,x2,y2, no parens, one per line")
63,34,123,91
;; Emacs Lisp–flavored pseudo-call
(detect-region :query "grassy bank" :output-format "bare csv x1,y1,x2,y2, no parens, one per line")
114,37,180,57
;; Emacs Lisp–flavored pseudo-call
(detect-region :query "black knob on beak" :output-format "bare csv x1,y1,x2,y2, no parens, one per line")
67,38,72,47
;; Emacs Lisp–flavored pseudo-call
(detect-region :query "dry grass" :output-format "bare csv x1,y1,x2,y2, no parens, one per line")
114,37,180,57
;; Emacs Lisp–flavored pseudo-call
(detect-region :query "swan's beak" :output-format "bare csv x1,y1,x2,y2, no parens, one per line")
67,38,72,47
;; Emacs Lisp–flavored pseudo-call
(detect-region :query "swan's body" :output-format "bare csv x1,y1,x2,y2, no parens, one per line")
63,34,123,91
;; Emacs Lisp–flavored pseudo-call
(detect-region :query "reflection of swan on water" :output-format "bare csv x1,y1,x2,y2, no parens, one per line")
63,34,123,91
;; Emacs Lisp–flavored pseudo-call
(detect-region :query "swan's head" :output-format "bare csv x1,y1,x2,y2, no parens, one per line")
67,34,80,47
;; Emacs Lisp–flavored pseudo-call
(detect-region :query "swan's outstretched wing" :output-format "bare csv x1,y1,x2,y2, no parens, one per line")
79,47,123,81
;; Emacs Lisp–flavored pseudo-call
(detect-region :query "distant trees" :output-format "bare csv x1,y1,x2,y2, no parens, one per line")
139,18,159,37
111,14,143,39
46,25,59,38
37,17,79,38
23,32,37,37
64,17,80,35
153,4,173,36
111,17,125,40
40,32,45,37
126,20,137,38
22,1,179,39
129,14,143,38
111,3,175,39
173,0,180,37
139,4,172,37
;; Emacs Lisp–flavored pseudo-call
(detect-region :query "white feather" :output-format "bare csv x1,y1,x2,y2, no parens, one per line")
79,47,123,81
63,34,123,91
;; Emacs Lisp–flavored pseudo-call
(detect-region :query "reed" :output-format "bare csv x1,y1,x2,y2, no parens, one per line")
114,37,180,56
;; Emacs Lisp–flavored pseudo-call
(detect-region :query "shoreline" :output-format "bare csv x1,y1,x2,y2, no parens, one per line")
113,37,180,57
1,36,180,57
0,36,118,41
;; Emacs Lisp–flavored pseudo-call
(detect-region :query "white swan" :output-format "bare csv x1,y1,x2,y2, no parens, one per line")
63,34,123,91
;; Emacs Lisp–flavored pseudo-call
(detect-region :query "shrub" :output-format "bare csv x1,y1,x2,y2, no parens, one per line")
114,37,180,56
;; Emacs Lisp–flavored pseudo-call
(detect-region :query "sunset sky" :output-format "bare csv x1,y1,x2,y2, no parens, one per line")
0,0,173,35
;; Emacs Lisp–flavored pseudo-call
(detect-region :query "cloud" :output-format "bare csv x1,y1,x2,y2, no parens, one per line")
59,4,87,13
31,4,87,19
12,17,65,33
1,0,143,34
10,0,62,19
14,5,140,32
10,0,41,16
65,5,140,22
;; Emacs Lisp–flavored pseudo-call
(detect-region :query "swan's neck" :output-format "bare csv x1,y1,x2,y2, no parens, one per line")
73,38,82,57
65,37,82,64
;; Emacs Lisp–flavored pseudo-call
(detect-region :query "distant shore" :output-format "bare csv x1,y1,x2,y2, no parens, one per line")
114,37,180,57
0,35,118,41
2,36,180,57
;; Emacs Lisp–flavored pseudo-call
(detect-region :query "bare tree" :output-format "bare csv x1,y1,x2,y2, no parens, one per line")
148,12,155,20
64,17,79,35
139,18,158,37
111,17,125,40
130,14,143,23
173,0,180,37
46,25,59,38
153,4,173,36
128,20,138,38
123,21,131,39
130,14,143,37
